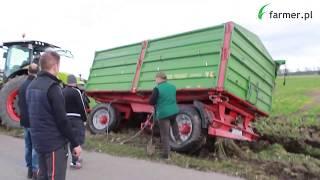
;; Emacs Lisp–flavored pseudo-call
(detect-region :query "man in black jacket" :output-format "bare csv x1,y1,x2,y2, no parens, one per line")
63,75,87,169
26,51,82,180
18,63,39,179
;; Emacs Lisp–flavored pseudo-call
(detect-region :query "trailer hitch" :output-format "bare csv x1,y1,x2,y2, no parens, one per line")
209,94,229,104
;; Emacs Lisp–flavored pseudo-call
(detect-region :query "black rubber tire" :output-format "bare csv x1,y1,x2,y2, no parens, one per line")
169,105,205,153
0,76,27,129
87,103,120,134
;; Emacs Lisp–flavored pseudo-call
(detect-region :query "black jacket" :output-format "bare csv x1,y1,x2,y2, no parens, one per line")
62,86,87,121
26,71,79,153
18,75,35,128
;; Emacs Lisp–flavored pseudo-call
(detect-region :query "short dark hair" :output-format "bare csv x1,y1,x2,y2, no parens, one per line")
28,63,38,74
67,74,77,85
156,72,167,80
39,51,60,71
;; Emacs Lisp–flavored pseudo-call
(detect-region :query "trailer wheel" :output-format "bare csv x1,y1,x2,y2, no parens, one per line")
169,106,204,152
88,103,120,134
0,76,27,128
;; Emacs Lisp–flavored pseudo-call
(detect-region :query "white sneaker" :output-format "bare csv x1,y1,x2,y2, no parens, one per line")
70,162,82,169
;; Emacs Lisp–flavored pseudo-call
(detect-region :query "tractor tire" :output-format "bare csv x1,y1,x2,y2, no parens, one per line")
88,103,121,134
0,75,27,128
169,105,205,153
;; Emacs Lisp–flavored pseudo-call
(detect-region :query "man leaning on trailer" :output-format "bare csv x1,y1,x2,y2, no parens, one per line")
149,72,182,159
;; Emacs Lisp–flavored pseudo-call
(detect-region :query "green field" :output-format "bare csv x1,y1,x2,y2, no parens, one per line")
271,75,320,116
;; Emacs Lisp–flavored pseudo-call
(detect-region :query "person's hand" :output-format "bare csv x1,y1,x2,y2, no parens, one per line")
73,145,82,157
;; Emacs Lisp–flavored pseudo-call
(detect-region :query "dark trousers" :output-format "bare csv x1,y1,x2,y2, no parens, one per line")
37,144,68,180
158,115,181,156
68,116,85,164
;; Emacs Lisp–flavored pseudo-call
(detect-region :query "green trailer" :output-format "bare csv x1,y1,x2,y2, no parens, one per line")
86,22,284,152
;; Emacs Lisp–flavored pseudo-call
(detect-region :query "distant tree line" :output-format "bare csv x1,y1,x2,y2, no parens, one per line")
278,67,320,76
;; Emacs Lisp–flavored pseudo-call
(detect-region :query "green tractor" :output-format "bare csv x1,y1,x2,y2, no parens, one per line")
0,41,78,128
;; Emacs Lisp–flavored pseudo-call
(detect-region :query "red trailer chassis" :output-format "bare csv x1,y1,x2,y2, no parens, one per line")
87,88,266,141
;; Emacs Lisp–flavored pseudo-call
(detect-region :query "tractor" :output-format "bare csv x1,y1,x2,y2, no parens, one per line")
0,40,77,128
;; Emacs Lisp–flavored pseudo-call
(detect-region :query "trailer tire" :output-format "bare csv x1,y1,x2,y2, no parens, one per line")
88,103,120,134
169,105,204,153
0,75,27,129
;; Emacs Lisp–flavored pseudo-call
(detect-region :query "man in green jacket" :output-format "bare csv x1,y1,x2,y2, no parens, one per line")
149,72,181,159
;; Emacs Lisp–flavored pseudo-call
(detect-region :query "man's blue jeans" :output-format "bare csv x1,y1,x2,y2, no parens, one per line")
24,128,38,171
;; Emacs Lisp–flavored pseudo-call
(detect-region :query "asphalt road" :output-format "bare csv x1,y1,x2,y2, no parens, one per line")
0,134,240,180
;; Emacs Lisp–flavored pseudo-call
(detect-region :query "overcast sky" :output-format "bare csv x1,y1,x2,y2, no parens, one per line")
0,0,319,78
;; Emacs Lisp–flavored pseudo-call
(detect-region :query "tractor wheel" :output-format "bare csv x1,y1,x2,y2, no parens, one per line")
169,105,205,153
88,103,121,134
0,76,27,128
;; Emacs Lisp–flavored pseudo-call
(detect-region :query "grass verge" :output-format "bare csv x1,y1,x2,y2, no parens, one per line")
272,75,320,116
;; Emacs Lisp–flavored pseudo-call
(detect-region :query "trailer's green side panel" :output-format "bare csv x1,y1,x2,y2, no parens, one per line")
86,25,225,91
224,24,276,113
86,43,141,91
86,22,277,114
138,25,225,90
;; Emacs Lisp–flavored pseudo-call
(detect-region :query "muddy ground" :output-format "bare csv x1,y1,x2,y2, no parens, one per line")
2,116,320,180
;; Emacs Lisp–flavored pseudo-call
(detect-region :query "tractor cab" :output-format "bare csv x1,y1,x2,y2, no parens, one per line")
1,41,59,82
0,40,77,129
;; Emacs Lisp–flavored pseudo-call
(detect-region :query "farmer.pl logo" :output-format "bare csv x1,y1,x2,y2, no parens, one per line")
258,3,313,21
